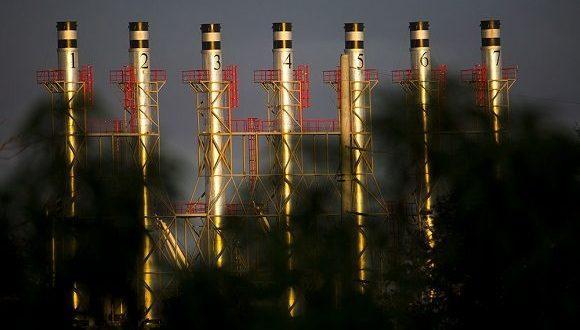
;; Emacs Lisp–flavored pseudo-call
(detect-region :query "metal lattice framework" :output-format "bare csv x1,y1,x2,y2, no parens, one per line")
323,66,409,291
461,65,518,142
36,66,93,216
391,65,447,244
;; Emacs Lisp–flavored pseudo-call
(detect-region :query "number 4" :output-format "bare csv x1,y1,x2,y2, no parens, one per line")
283,54,292,68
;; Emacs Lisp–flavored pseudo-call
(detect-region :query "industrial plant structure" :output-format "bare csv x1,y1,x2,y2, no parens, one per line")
36,19,516,326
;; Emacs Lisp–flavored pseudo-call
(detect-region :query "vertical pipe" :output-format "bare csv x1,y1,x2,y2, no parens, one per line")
481,19,503,144
339,54,352,216
344,22,368,292
273,21,299,316
57,20,83,312
409,21,435,248
128,21,157,322
57,21,81,218
201,23,226,268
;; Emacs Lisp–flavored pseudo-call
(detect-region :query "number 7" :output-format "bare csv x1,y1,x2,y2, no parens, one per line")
493,50,501,66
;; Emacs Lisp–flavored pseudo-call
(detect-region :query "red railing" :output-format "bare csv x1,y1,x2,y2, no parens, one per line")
80,65,94,106
322,69,340,84
391,69,413,83
391,64,448,84
173,201,268,215
253,69,280,83
110,66,137,112
461,65,518,83
174,201,207,214
36,66,94,106
150,69,167,82
182,66,239,109
110,66,166,84
231,117,338,133
223,65,239,108
294,64,311,108
365,69,379,81
461,65,487,107
303,118,339,132
460,64,486,83
181,69,210,83
87,118,135,134
247,117,259,187
502,66,518,80
323,68,378,84
36,69,65,84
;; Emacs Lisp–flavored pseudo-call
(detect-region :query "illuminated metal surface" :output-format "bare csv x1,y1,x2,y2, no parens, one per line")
345,22,368,292
56,21,85,315
57,21,82,217
273,22,300,317
481,19,503,144
201,23,228,268
339,54,352,215
128,21,158,322
409,21,435,248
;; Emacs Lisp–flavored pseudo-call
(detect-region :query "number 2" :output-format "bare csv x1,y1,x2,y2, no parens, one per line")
140,53,149,69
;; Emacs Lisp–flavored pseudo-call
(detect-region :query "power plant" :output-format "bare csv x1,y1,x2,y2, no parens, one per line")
36,19,517,326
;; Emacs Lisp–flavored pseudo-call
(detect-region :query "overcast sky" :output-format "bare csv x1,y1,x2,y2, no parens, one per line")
1,0,578,196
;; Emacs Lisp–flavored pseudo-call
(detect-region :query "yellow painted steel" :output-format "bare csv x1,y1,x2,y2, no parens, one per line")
481,31,503,144
203,31,227,268
57,29,80,217
129,23,158,321
410,25,435,248
345,25,368,292
273,22,300,317
57,21,85,314
339,54,352,216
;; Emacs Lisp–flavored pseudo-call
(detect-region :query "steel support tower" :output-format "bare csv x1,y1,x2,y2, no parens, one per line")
36,21,93,322
323,23,387,292
461,19,517,143
391,21,447,248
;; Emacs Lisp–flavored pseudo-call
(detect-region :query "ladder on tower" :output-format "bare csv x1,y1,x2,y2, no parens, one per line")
247,118,258,191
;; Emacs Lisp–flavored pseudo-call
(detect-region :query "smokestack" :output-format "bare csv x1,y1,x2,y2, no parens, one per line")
272,21,294,217
273,21,300,317
200,23,228,269
339,54,352,216
410,21,431,80
344,22,368,292
480,19,503,143
129,22,152,133
57,21,81,218
128,21,159,323
409,20,435,248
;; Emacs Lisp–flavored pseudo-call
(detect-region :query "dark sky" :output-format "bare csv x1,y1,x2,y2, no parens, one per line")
1,0,579,196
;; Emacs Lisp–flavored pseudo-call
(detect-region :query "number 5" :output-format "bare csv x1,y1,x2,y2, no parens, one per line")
356,53,364,69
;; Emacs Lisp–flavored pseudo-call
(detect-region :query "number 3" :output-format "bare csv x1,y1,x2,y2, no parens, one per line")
213,54,221,70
